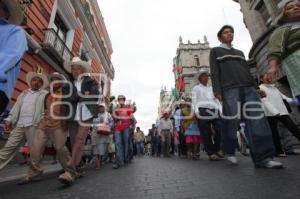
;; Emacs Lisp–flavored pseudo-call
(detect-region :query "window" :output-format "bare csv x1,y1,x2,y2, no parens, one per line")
100,73,107,96
48,0,76,53
194,55,200,66
79,44,92,65
101,80,105,95
53,14,68,42
80,48,89,62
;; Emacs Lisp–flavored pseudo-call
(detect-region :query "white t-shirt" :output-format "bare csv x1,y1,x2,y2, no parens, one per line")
192,83,222,113
74,78,93,121
259,84,292,116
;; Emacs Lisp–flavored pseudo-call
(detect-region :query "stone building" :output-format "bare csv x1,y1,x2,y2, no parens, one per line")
173,36,211,99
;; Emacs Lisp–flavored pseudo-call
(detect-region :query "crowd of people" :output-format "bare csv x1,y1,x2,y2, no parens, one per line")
0,53,139,185
0,0,300,188
148,0,300,169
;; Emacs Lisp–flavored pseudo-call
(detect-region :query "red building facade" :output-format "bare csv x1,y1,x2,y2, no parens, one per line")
12,0,114,104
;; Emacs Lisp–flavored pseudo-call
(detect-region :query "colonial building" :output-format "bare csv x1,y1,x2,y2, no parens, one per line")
12,0,114,105
157,37,211,120
173,36,210,99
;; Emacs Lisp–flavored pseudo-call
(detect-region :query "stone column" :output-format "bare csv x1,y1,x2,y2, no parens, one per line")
238,0,267,42
263,0,279,21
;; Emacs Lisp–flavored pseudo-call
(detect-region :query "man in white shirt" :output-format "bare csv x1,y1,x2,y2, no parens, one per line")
192,70,224,161
158,112,173,157
0,72,48,171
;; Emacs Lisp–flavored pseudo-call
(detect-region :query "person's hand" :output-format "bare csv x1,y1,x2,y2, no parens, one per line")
84,91,90,95
292,98,300,106
4,121,13,133
267,59,280,81
256,89,266,98
214,93,222,101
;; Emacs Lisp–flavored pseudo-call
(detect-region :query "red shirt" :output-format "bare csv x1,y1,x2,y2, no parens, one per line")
113,105,134,131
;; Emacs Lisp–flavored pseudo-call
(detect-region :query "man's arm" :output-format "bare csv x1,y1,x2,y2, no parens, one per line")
0,27,28,81
266,28,286,81
5,91,25,125
209,49,222,101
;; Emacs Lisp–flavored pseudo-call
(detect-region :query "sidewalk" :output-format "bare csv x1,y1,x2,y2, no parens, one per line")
0,161,61,184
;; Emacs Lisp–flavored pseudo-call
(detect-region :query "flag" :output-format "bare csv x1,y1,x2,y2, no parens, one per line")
177,76,184,91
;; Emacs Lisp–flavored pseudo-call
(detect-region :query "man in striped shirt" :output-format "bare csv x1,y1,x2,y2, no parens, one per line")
209,25,283,169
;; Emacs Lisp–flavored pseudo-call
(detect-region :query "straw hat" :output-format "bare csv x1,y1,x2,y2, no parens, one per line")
98,102,106,109
1,0,24,25
48,72,66,81
26,72,49,89
64,57,91,73
197,69,210,78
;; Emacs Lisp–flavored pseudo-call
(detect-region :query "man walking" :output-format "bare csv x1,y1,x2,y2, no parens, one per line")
209,25,282,168
134,127,145,156
0,71,48,170
58,57,99,184
192,70,223,161
19,73,72,184
112,95,134,169
158,112,173,158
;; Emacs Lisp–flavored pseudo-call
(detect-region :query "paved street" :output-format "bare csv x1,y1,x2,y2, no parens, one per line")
0,154,300,199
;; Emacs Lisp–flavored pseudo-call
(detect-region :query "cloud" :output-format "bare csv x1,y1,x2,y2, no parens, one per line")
98,0,252,133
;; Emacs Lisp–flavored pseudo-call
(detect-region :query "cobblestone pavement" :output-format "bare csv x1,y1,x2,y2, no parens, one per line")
0,154,300,199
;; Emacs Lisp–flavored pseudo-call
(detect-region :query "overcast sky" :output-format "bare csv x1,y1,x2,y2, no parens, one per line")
97,0,253,133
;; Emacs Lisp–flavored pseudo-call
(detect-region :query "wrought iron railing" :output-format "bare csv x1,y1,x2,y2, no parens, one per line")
42,28,73,62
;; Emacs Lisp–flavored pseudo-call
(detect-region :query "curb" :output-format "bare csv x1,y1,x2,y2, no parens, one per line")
0,166,62,184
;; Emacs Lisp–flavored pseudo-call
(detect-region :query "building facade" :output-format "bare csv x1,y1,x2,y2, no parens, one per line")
11,0,114,105
173,36,211,99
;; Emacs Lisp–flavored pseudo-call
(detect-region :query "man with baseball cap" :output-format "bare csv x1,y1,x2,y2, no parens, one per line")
112,95,134,169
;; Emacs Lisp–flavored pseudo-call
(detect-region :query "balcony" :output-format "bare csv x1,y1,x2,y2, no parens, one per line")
42,28,73,64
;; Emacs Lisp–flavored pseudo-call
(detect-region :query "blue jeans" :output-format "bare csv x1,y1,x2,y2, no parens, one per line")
114,128,130,165
222,86,275,164
136,142,144,155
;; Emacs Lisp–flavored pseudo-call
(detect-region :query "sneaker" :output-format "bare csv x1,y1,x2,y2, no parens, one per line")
112,164,120,169
227,156,238,164
276,153,287,158
256,160,283,169
58,171,74,185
